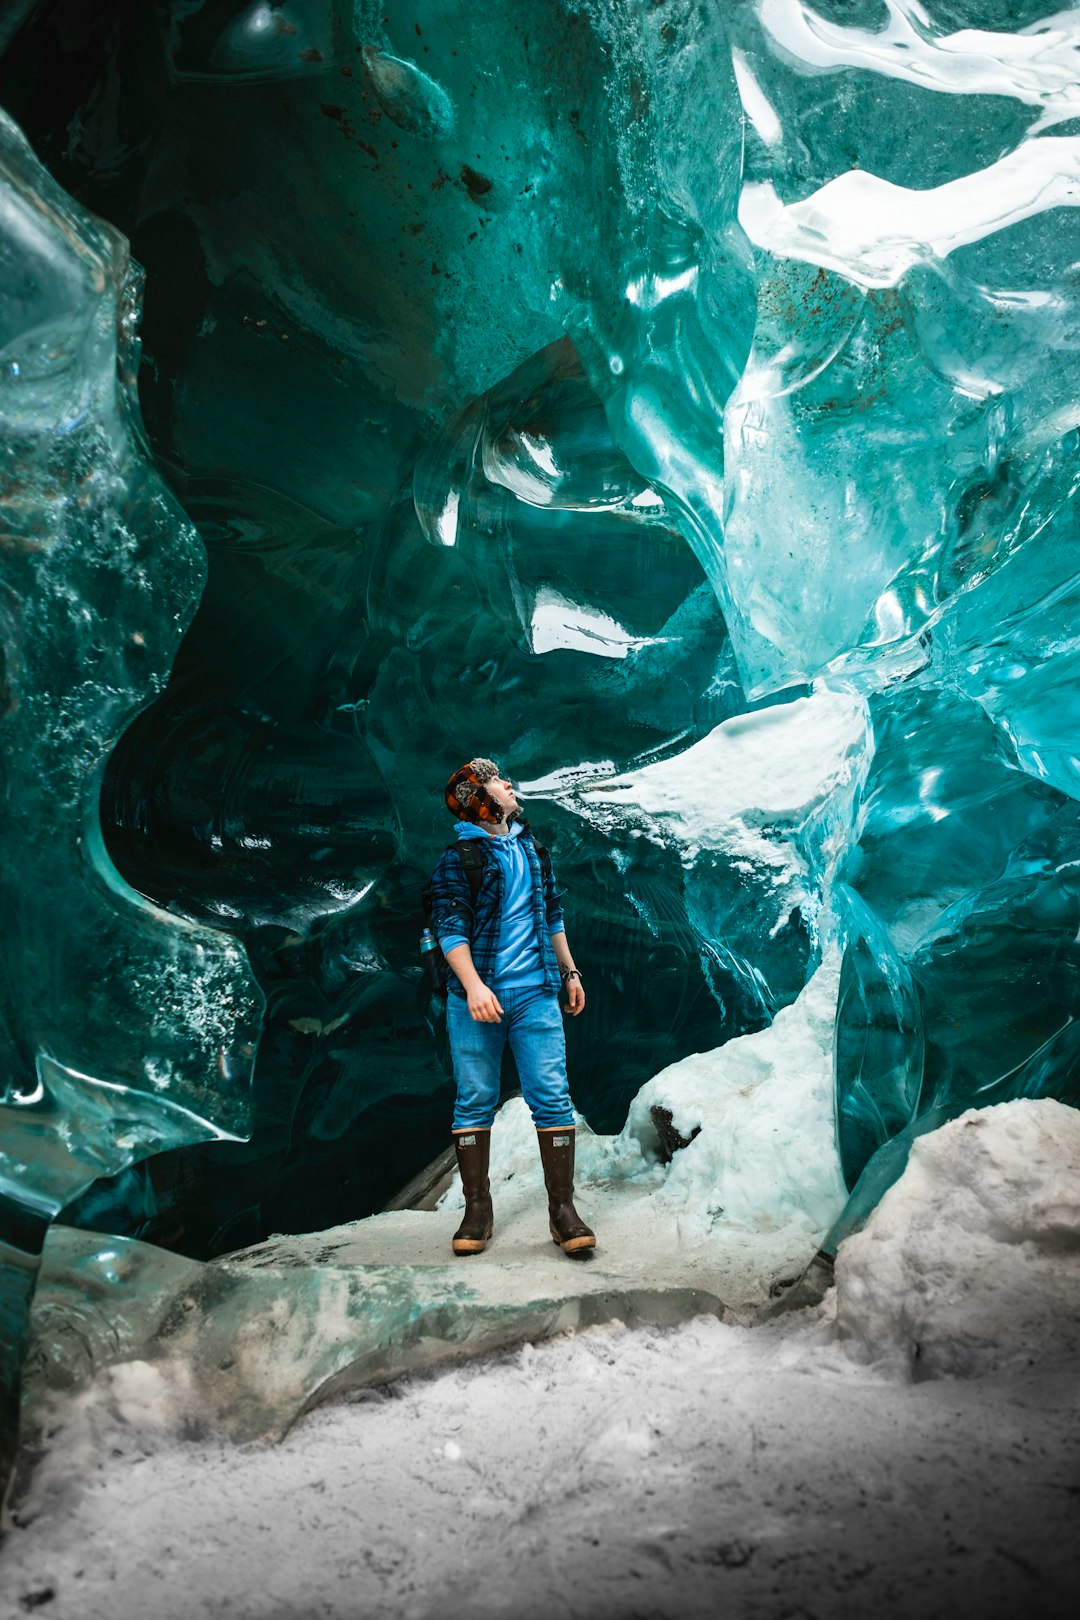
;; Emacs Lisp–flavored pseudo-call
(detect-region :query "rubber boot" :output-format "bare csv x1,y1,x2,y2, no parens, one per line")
451,1128,494,1255
537,1126,596,1256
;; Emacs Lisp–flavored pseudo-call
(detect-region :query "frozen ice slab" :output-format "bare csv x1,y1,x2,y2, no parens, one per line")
21,1171,800,1460
0,102,260,1500
21,1219,726,1460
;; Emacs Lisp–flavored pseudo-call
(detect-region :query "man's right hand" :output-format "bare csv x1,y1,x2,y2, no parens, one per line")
467,984,504,1023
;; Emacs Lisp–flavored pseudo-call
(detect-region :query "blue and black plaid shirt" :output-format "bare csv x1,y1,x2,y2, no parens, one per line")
429,827,566,999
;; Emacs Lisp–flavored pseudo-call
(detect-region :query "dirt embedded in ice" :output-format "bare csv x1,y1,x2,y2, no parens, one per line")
620,951,847,1237
437,951,846,1279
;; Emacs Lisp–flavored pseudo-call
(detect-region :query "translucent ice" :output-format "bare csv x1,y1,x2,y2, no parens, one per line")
1,1,760,1252
0,108,260,1491
714,0,1080,1216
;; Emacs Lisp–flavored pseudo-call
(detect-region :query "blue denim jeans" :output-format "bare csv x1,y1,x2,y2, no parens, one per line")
447,984,575,1130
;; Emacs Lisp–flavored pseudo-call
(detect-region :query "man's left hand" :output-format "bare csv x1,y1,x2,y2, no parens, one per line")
564,976,585,1017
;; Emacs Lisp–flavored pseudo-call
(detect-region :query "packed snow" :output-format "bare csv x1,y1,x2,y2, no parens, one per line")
620,955,847,1237
836,1097,1080,1377
5,1278,1079,1618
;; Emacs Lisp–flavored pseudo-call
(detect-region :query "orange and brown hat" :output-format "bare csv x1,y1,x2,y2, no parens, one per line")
444,757,503,823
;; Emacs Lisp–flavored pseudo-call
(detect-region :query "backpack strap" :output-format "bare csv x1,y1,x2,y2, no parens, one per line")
529,838,553,884
420,842,488,930
426,836,542,923
449,837,547,891
454,839,489,901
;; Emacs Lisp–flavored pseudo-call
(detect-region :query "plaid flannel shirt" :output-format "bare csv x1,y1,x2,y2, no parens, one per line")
429,830,566,999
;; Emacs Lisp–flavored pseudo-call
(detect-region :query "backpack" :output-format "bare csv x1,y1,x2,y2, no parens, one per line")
421,836,553,996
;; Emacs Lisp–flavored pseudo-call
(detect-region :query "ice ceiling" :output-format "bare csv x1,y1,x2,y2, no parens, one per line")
3,0,1080,1492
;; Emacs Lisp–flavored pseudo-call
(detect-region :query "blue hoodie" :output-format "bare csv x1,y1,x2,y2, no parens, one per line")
441,821,547,990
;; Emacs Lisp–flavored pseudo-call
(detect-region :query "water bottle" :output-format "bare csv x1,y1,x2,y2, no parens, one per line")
420,927,443,992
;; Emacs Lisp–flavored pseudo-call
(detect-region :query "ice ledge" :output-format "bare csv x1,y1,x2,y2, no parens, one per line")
20,1181,820,1470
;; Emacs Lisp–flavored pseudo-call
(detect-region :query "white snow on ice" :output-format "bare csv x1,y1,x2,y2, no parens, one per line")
753,0,1080,130
622,954,848,1237
435,954,847,1278
739,140,1080,291
523,683,871,895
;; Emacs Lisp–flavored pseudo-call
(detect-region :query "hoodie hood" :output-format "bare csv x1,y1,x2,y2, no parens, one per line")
456,819,525,847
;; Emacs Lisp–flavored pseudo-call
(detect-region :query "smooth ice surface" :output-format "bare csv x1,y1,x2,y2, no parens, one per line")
0,103,260,1491
740,139,1080,288
717,0,1080,1208
723,0,1080,706
752,0,1080,126
0,109,260,1209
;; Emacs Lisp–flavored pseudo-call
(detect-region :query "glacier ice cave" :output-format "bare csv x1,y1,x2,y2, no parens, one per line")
2,0,1080,1510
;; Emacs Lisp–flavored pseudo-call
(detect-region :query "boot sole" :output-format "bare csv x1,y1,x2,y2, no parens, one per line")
452,1228,493,1255
551,1232,596,1255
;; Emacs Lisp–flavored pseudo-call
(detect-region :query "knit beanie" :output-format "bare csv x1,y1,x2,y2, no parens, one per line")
444,757,504,823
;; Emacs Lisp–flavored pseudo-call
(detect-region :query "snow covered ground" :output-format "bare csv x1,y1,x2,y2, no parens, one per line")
4,1097,1079,1618
4,1310,1078,1619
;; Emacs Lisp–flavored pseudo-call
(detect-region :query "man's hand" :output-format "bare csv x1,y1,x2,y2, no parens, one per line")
564,975,585,1017
467,983,504,1023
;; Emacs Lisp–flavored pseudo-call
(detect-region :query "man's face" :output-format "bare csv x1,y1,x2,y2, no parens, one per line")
487,775,518,819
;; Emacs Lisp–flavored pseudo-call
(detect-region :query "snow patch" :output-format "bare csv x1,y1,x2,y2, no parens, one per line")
532,685,870,900
620,953,847,1238
834,1098,1080,1376
755,0,1080,132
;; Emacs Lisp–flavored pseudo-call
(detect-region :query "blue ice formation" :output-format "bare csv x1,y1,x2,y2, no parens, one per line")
718,0,1080,1209
0,106,261,1490
2,0,1080,1491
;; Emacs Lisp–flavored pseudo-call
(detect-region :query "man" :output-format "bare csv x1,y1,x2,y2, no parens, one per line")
429,757,596,1259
